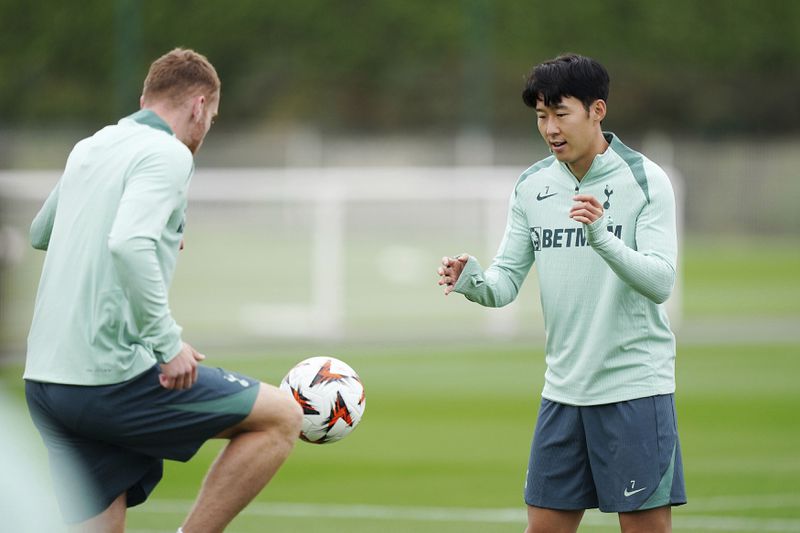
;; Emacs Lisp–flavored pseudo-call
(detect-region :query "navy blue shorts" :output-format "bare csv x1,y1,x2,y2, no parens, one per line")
25,365,259,524
524,394,686,513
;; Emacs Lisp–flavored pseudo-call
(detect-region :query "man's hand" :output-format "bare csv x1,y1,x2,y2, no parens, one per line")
437,254,469,295
159,342,206,390
569,194,604,224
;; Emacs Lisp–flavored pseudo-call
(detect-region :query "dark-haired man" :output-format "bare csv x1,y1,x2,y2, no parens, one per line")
25,48,302,533
439,54,685,533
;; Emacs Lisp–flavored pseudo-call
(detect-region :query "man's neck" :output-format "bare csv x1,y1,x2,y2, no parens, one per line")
142,103,189,148
144,103,187,134
569,133,610,180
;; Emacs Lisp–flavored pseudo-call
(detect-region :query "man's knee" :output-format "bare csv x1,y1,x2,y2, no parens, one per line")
525,506,583,533
71,493,126,533
268,384,303,435
218,383,302,439
251,383,303,435
618,506,671,533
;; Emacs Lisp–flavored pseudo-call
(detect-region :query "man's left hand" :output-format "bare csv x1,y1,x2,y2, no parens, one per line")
569,194,604,224
159,342,205,390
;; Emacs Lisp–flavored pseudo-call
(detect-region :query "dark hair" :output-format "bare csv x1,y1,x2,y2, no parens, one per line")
522,54,609,110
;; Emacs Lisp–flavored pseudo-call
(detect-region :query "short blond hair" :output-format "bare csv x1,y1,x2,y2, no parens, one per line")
142,48,220,105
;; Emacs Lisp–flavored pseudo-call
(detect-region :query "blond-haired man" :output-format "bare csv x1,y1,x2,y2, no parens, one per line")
25,48,302,533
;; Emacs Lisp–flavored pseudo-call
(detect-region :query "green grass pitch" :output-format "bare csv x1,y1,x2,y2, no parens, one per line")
1,237,798,532
123,341,799,533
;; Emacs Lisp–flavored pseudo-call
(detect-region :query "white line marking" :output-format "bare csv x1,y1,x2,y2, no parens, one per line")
142,500,526,523
135,498,800,531
669,515,800,532
686,493,800,511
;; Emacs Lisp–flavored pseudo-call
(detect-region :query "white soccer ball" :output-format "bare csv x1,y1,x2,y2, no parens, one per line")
280,356,365,444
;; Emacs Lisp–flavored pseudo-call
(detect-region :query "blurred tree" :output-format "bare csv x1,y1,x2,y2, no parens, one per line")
113,0,142,118
0,0,798,136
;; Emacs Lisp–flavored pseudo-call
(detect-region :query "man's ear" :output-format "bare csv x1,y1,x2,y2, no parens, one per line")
591,99,607,122
191,95,206,120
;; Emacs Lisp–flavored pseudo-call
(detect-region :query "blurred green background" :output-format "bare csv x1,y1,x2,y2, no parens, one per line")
2,0,800,136
1,1,799,532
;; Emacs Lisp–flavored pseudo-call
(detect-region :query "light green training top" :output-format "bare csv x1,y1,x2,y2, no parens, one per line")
25,110,193,385
455,133,677,406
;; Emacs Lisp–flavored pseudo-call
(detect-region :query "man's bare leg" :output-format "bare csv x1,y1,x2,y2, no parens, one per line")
181,383,302,533
71,492,127,533
618,506,671,533
525,505,584,533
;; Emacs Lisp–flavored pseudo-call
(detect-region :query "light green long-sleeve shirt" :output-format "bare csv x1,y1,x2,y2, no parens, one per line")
455,133,677,405
25,110,193,385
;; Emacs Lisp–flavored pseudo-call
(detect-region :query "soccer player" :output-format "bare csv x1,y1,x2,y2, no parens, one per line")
438,54,685,533
24,48,302,533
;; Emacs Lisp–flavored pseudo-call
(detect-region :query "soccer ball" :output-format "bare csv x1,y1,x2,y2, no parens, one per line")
280,356,365,444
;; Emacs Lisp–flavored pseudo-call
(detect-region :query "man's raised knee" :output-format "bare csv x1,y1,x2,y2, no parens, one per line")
219,383,302,439
250,383,302,437
272,386,303,437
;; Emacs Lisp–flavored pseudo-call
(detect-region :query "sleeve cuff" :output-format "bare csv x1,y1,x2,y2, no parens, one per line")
155,330,183,364
453,256,484,294
586,216,611,246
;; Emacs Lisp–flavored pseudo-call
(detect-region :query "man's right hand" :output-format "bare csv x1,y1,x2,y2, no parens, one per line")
437,254,469,295
159,342,206,390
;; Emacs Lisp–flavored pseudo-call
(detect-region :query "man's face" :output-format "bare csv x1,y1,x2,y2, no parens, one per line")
535,95,604,174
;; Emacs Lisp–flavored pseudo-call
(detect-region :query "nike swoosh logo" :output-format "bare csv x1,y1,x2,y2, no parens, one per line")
623,487,647,497
536,192,558,201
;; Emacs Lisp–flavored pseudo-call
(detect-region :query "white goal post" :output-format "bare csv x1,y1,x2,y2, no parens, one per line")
0,166,682,342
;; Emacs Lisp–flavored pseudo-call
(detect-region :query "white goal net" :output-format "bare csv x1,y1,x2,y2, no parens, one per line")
0,166,681,346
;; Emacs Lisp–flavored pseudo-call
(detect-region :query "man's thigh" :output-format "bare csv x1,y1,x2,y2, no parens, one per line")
582,394,686,513
25,365,261,522
524,399,598,510
75,365,260,460
214,381,296,438
618,505,672,533
526,506,584,533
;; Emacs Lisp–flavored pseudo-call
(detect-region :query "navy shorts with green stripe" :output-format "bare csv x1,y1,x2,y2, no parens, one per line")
524,394,686,513
25,365,260,524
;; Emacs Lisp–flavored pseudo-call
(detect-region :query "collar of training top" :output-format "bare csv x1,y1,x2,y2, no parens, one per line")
127,109,174,135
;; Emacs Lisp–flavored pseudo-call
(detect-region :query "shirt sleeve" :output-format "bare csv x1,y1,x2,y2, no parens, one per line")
585,170,677,304
30,179,61,251
107,146,191,363
453,188,535,307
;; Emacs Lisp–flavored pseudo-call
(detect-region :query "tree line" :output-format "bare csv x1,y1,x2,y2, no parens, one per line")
1,0,798,136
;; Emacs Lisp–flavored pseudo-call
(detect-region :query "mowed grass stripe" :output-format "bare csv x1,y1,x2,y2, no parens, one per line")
134,498,800,532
